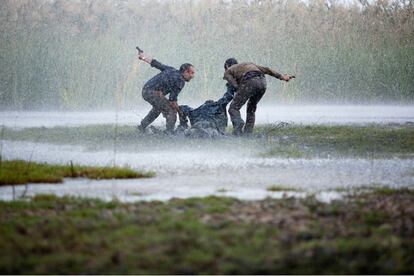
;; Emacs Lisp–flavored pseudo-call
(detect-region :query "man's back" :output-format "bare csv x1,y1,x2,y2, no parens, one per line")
224,62,283,88
144,60,185,101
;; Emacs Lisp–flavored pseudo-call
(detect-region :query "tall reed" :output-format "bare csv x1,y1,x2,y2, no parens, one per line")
0,0,413,110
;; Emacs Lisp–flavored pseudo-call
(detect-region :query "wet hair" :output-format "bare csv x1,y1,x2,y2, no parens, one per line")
224,58,238,70
179,63,194,73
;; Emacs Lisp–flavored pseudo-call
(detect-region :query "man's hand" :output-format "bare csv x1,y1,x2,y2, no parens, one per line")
281,74,295,82
138,53,152,64
169,101,179,112
138,52,145,60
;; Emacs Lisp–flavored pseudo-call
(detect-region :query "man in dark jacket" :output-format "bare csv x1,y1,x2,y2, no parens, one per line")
223,58,294,135
137,52,195,133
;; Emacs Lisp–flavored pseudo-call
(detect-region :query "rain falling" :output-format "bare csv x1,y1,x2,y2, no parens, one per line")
0,0,414,274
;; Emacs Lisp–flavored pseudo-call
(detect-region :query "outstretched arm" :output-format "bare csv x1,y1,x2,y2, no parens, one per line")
137,52,174,71
257,65,295,82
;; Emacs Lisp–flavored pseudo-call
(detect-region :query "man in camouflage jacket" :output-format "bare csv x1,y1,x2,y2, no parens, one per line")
223,58,294,135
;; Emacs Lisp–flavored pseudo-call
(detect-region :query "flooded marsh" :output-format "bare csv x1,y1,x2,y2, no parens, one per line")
1,0,413,273
1,107,413,201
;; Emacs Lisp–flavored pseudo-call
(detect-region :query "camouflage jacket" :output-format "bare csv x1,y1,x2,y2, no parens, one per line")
223,62,283,88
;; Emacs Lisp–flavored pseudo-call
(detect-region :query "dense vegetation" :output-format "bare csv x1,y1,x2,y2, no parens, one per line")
1,0,413,110
1,190,413,274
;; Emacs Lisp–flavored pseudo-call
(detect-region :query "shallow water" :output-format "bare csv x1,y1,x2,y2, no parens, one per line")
1,139,413,202
1,105,414,129
1,105,413,202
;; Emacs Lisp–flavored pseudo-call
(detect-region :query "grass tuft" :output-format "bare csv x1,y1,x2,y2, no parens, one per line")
0,160,154,186
267,185,298,192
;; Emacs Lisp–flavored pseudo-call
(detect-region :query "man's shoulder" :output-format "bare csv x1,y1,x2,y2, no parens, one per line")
162,68,181,79
161,67,178,73
163,67,180,75
172,70,185,82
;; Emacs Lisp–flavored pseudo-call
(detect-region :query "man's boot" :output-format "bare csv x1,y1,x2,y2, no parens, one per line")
232,123,244,136
137,124,147,133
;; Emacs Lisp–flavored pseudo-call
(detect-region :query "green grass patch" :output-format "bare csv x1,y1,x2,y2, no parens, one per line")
372,186,414,196
257,124,414,158
267,185,298,192
0,160,154,186
340,185,414,196
0,190,413,274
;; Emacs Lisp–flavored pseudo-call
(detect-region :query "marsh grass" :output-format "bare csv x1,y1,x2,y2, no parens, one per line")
3,124,414,158
0,160,154,186
0,190,413,274
267,185,299,192
258,124,414,158
0,0,413,110
352,185,414,196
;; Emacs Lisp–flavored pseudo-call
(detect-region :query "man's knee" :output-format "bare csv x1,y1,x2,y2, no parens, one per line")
166,111,177,121
228,108,236,117
163,107,177,119
247,103,257,115
169,108,177,116
165,112,177,131
228,104,241,117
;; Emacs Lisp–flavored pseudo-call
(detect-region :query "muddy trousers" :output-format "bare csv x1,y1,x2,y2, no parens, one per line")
140,89,177,132
228,76,266,135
